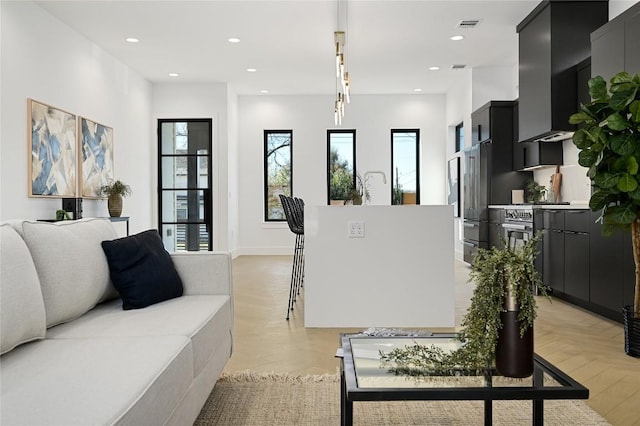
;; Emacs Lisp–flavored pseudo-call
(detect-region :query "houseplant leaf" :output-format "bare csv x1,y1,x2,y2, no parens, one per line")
617,173,638,192
589,75,608,101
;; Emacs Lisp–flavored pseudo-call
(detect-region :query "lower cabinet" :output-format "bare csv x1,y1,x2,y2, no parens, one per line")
589,220,624,312
544,229,565,293
564,231,589,301
541,210,590,303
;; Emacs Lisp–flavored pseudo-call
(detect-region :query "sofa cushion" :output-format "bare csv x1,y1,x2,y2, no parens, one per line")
47,295,232,376
0,336,193,426
0,224,46,354
21,218,118,327
101,230,184,310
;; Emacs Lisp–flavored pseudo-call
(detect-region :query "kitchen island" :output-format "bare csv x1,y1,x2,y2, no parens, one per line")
304,205,455,328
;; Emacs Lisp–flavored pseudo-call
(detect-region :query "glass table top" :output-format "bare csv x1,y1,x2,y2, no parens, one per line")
345,335,559,390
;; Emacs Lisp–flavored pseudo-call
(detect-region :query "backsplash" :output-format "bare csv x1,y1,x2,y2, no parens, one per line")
532,139,591,204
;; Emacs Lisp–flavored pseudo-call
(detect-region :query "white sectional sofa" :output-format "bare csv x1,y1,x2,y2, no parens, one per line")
0,218,233,425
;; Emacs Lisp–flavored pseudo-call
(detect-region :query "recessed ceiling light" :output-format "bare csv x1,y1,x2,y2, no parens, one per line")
260,90,269,93
450,35,464,41
429,66,440,71
125,37,139,43
413,88,423,92
228,37,240,43
246,68,257,73
168,73,179,77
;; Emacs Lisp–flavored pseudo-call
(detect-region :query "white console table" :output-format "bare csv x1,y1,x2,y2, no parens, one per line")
303,205,455,328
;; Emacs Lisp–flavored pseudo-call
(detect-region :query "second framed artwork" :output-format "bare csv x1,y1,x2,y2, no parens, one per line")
79,117,114,198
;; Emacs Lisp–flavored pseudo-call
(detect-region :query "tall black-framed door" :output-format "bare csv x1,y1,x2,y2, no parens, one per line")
158,119,212,251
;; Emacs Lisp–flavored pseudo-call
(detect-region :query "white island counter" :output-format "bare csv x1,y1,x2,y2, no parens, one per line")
304,205,455,328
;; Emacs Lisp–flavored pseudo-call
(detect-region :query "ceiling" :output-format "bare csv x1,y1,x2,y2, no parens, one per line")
35,0,541,96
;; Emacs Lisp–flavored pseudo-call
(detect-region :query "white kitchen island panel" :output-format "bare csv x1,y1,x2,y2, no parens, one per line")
304,205,455,328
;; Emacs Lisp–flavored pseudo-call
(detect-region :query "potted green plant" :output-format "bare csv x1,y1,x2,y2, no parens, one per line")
526,179,547,204
345,172,370,205
381,236,547,377
99,179,132,217
570,71,640,357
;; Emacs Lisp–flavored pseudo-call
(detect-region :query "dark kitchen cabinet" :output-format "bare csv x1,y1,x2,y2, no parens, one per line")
489,209,504,249
517,0,607,143
590,212,625,313
625,11,640,74
591,2,640,82
543,210,565,293
471,104,491,145
563,211,590,302
519,141,563,170
576,58,591,108
463,101,532,263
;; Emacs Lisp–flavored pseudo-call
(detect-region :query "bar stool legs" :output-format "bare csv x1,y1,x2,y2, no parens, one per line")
280,194,305,320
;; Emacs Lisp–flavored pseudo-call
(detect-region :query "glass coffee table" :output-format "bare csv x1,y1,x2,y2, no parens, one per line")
338,333,588,426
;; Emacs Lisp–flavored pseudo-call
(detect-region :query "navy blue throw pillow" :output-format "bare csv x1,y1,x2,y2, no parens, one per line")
101,230,183,310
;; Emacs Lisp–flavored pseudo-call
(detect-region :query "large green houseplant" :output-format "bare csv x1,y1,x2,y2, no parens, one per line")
381,236,546,377
570,71,640,320
570,71,640,357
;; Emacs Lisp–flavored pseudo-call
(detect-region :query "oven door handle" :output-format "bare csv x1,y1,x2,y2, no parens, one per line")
501,223,532,231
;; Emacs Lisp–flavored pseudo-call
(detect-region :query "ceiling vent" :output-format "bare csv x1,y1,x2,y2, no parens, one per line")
451,64,467,70
457,19,480,28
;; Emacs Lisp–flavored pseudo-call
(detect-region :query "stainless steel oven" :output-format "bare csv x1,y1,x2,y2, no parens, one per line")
502,207,534,250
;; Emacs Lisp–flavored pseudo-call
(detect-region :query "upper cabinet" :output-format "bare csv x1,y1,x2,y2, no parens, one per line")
591,2,640,81
517,0,608,143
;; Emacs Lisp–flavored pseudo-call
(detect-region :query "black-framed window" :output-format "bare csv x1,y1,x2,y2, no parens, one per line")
391,129,420,205
264,130,293,221
455,122,464,152
327,129,356,205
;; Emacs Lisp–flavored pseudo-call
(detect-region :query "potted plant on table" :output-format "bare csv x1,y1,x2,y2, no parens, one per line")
381,236,547,378
99,179,131,218
570,71,640,357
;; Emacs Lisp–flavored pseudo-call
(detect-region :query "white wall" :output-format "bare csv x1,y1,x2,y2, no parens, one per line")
237,94,446,254
0,1,152,231
151,83,233,252
471,66,519,111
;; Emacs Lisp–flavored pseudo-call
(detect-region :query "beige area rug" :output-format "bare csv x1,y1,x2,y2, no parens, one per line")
194,371,610,425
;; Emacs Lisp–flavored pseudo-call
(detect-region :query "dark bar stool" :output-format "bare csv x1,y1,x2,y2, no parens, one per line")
279,195,305,320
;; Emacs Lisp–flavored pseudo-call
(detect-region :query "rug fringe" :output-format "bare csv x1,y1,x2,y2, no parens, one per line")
219,370,339,383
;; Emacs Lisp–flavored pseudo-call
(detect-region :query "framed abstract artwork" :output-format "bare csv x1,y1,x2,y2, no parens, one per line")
28,99,77,197
447,157,460,217
79,117,114,198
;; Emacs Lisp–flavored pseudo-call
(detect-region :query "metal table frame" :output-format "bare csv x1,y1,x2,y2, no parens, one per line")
339,334,588,426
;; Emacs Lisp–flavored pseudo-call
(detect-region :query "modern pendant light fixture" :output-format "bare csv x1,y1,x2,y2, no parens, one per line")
334,0,350,126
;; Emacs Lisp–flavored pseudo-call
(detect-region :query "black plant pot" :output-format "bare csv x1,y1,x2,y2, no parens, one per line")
496,310,534,378
623,305,640,358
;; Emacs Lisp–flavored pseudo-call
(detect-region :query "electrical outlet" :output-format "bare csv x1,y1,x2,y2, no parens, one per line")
348,221,365,238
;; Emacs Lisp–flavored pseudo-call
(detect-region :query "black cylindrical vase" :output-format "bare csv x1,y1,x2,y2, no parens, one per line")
496,310,534,378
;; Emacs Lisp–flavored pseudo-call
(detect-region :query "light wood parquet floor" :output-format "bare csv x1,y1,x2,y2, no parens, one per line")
224,255,640,425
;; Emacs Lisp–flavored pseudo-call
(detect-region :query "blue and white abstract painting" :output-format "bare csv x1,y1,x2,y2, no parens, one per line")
29,99,77,197
80,117,113,198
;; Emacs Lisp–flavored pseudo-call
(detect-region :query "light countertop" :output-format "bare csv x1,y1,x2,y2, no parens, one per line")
488,204,589,210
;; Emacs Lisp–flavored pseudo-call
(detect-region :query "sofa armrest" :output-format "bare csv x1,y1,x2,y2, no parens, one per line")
170,252,233,296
